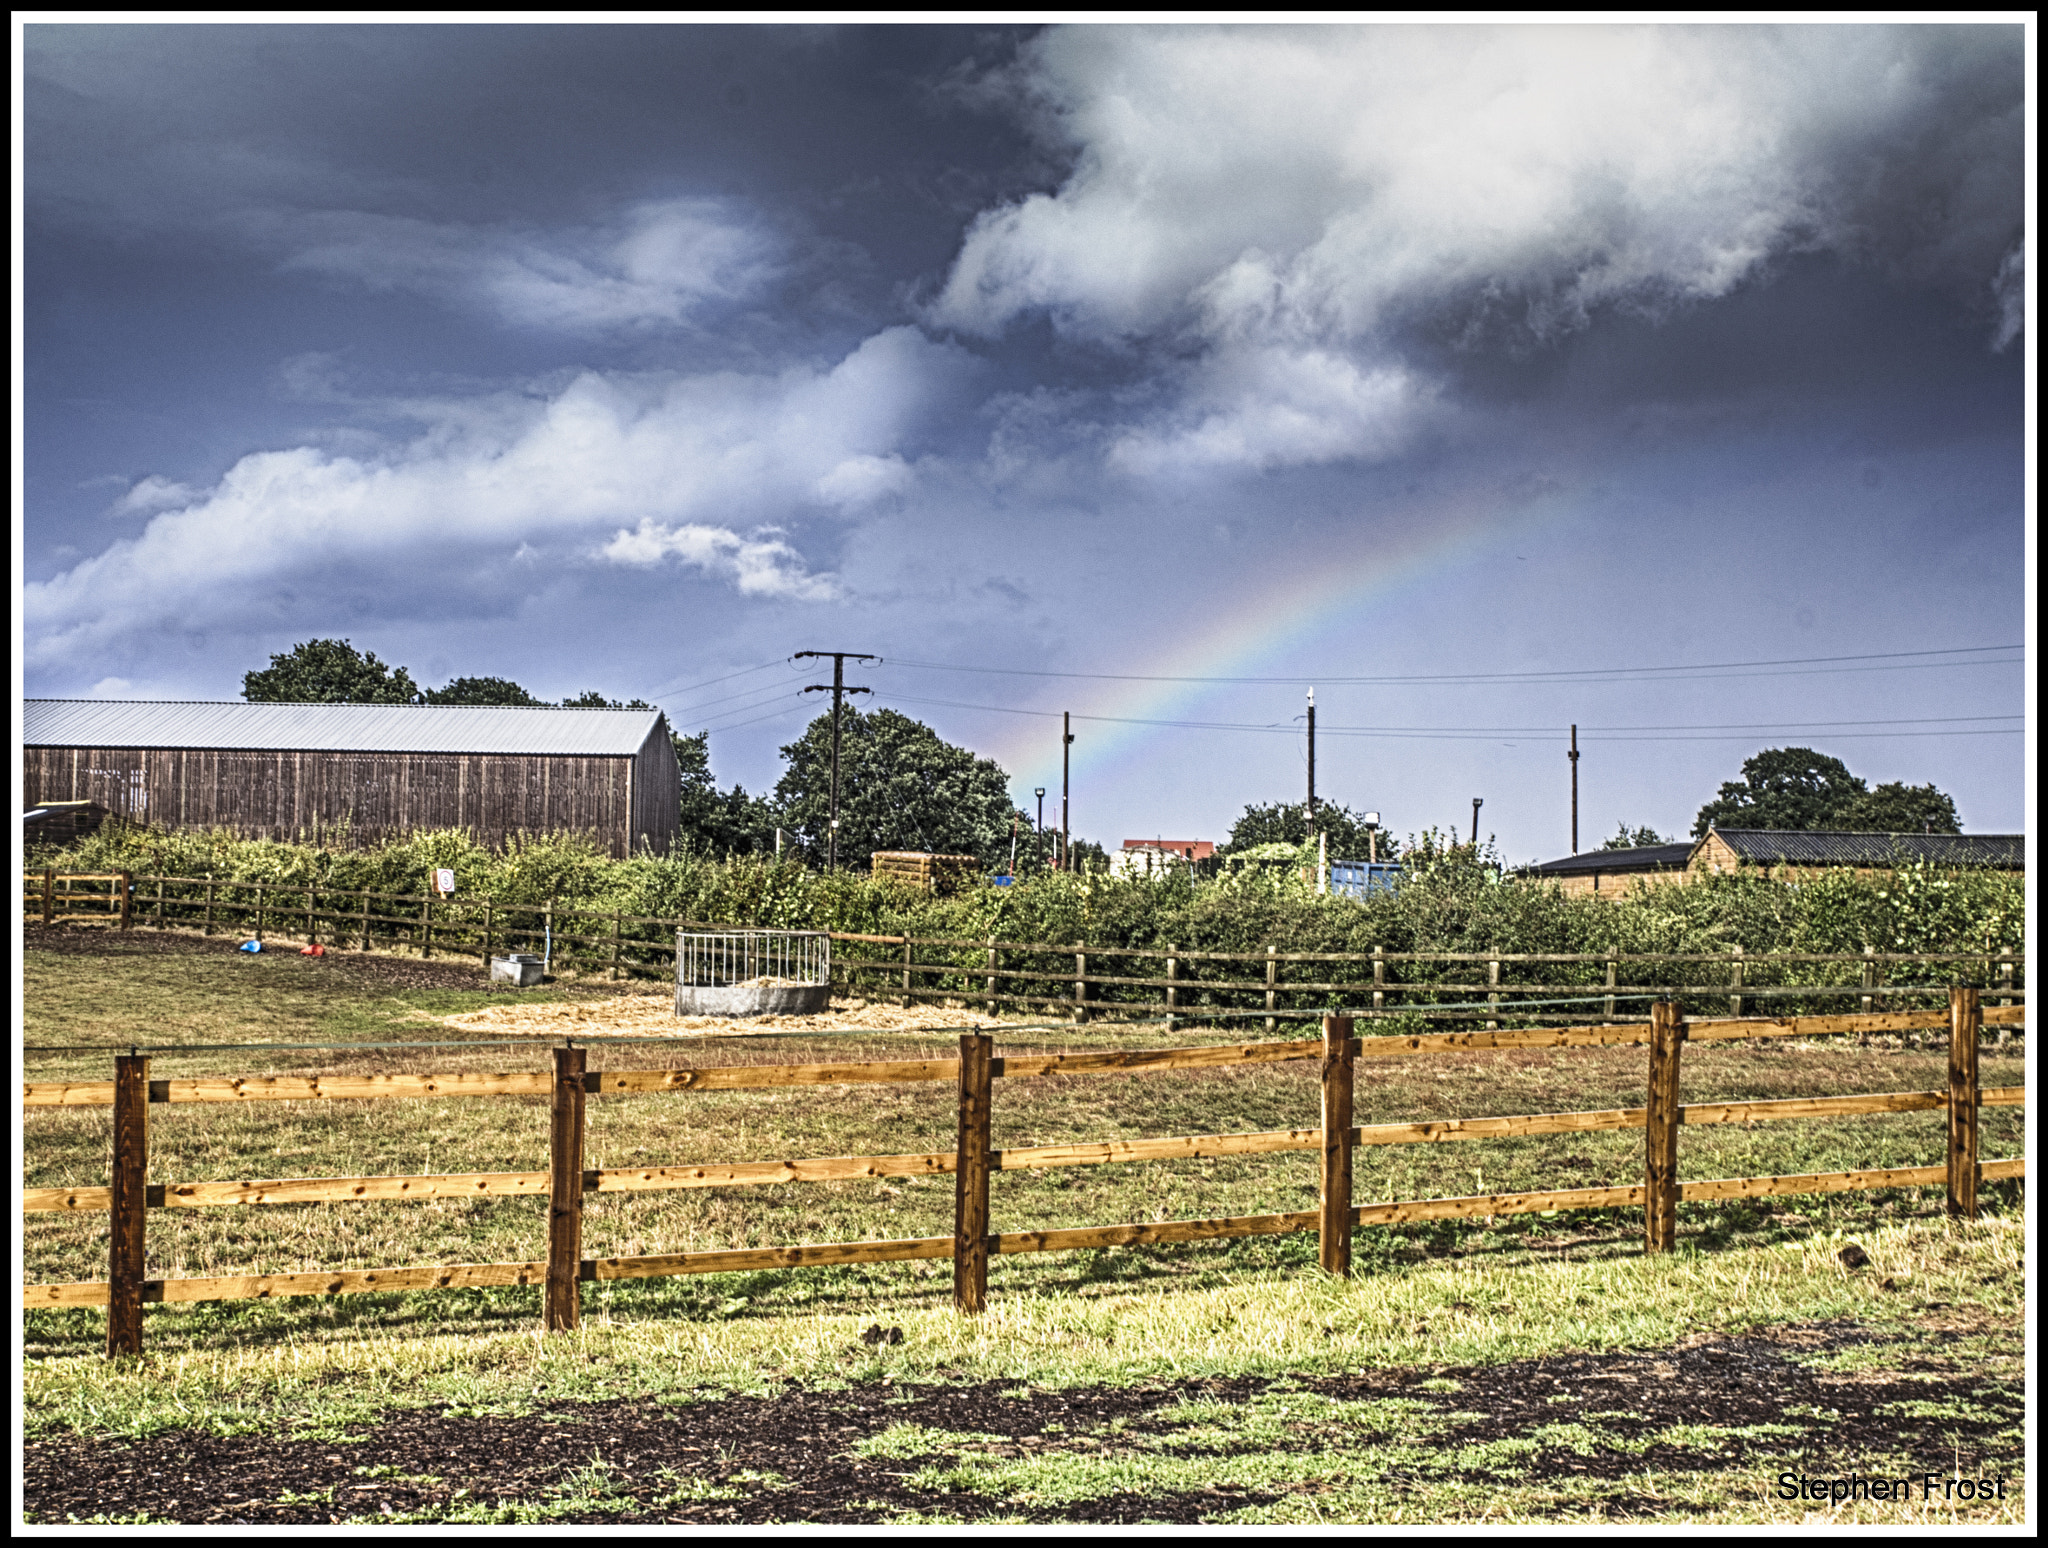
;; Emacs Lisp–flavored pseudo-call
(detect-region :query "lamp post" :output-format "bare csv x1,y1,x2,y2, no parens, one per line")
1471,797,1483,846
1363,811,1380,867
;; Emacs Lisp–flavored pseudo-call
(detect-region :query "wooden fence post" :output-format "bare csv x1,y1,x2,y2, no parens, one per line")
1373,945,1385,1013
902,937,913,1009
1165,945,1178,1031
1074,948,1088,1024
953,1032,993,1314
985,937,997,1016
481,901,494,973
420,898,433,960
1861,945,1875,1017
43,865,55,926
610,911,623,980
306,887,317,947
1487,953,1500,1029
155,877,166,929
1265,945,1277,1033
1604,948,1617,1021
1948,986,1980,1220
1319,1016,1355,1277
118,871,133,931
253,881,266,943
108,1054,151,1357
1729,944,1744,1019
545,1044,588,1332
1644,1001,1684,1254
360,890,372,953
203,873,215,935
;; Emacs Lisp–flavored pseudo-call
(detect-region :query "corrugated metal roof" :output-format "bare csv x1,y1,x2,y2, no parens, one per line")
24,700,665,757
1524,843,1695,876
1711,829,2024,868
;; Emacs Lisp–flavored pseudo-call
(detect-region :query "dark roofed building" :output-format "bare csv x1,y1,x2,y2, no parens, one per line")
1524,827,2023,899
1520,842,1695,898
1694,828,2024,875
23,700,680,857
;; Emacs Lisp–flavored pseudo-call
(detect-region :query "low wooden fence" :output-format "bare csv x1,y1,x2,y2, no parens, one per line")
20,871,2029,1024
21,990,2025,1357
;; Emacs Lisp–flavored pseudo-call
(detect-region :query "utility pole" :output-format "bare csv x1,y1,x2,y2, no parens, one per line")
1471,797,1483,846
795,651,875,871
1569,723,1580,853
1305,687,1317,841
1061,712,1074,872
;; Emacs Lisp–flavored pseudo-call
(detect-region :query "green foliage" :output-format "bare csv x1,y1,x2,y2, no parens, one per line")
1222,801,1399,861
242,639,421,704
772,708,1023,871
561,691,653,709
1600,823,1666,850
425,677,542,706
671,730,781,858
1831,781,1962,835
1692,748,1960,837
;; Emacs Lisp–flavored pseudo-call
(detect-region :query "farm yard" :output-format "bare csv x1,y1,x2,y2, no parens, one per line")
18,918,2028,1525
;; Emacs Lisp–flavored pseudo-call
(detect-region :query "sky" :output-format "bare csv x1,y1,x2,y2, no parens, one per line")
15,20,2034,862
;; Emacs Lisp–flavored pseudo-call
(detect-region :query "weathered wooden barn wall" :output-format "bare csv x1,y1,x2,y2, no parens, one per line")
23,744,678,857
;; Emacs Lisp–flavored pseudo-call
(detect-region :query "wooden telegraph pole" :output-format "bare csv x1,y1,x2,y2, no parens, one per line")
1061,712,1074,871
796,651,876,871
1306,687,1317,841
1569,724,1580,853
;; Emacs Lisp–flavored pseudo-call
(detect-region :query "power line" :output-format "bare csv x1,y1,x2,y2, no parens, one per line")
872,691,2022,742
627,657,789,704
880,642,2021,688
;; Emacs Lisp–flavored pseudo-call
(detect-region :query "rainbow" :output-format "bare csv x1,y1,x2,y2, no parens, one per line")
993,483,1565,801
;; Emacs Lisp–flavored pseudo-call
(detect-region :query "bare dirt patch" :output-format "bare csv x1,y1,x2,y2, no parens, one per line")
434,994,1008,1040
23,1323,2023,1524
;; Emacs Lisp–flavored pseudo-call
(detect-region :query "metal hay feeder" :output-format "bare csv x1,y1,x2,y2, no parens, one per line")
675,929,832,1017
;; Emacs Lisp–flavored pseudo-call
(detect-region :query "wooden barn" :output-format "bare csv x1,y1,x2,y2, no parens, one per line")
23,700,681,857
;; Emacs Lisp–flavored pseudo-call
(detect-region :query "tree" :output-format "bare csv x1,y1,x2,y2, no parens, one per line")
672,729,781,856
426,676,542,706
1831,782,1961,834
1219,801,1400,861
1692,747,1962,836
562,690,652,709
243,639,421,703
1692,748,1867,836
772,708,1022,870
1601,823,1666,850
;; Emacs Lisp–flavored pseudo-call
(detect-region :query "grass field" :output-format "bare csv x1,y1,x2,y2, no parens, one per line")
18,926,2030,1525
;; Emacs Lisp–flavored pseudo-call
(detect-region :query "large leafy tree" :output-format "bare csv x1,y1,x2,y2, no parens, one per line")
426,676,542,706
242,639,422,703
1832,781,1961,834
772,708,1022,870
1220,800,1400,861
1693,748,1960,835
673,729,782,856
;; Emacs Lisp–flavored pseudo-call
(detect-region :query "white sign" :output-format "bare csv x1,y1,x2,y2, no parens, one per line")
434,868,456,895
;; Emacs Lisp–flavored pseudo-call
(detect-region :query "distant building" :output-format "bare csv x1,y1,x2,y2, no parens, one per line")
23,699,680,857
1113,839,1214,878
1520,842,1695,898
1328,859,1403,898
1524,827,2024,899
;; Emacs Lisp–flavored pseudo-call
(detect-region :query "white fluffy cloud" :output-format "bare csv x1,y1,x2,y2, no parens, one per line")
932,25,2022,467
938,26,2021,345
25,327,967,666
273,197,779,331
599,521,838,600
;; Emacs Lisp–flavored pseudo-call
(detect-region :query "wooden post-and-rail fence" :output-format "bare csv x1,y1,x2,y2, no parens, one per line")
21,872,2029,1021
22,991,2025,1358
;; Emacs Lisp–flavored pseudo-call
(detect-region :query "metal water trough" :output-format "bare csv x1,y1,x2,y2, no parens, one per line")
675,929,831,1017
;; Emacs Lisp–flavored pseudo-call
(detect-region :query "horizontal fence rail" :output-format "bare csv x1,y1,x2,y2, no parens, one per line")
20,992,2027,1354
23,872,2027,1023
